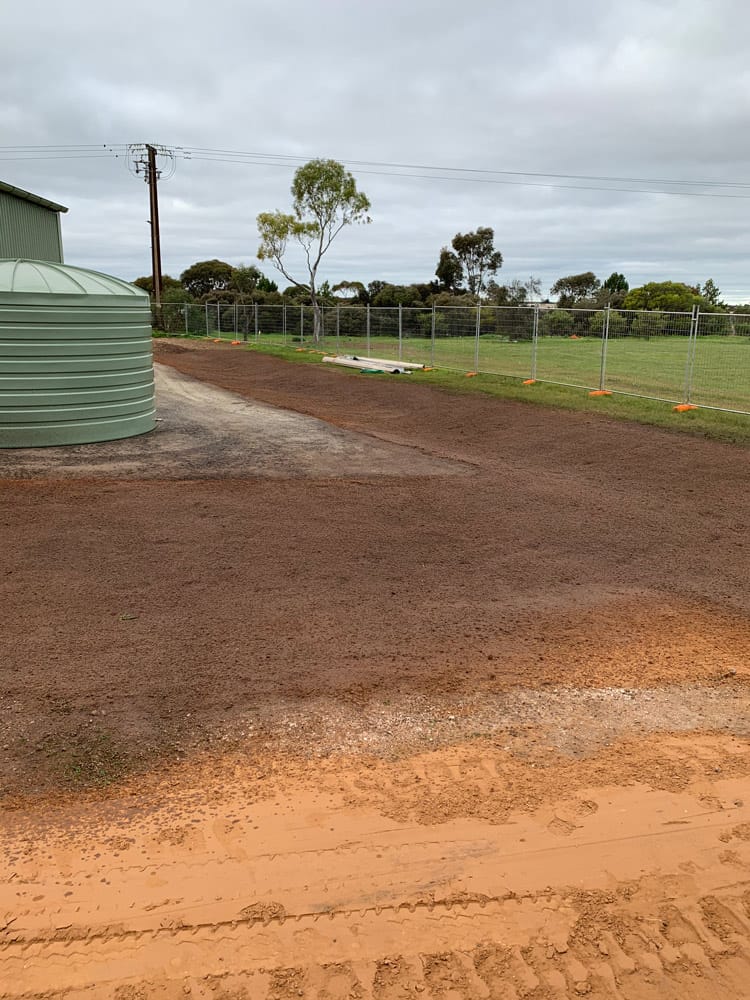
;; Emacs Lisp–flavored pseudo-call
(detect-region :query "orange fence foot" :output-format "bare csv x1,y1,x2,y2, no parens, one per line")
673,403,699,412
589,390,612,397
522,379,536,385
465,371,478,378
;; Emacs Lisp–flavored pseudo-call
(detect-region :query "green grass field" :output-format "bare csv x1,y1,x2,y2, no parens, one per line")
235,331,750,412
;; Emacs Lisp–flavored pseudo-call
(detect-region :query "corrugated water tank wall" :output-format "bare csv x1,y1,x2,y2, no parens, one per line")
0,260,156,447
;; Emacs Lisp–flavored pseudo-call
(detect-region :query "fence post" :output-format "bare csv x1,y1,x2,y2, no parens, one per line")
254,302,259,343
300,304,304,344
430,304,436,367
205,302,209,337
599,306,610,390
474,302,481,371
336,305,340,353
183,303,188,335
282,303,287,345
684,305,700,402
531,305,539,380
366,304,371,355
398,304,403,361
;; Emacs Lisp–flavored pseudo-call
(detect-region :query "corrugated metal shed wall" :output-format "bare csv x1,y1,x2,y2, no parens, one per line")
0,191,64,262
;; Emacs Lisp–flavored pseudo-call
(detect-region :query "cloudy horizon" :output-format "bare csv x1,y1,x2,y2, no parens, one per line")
2,0,749,301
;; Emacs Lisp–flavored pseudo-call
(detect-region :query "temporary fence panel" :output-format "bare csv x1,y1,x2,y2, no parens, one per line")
398,308,433,367
365,307,399,359
475,306,535,379
254,303,282,345
431,306,479,372
690,312,750,412
602,309,693,402
154,301,750,415
332,307,368,356
533,309,606,389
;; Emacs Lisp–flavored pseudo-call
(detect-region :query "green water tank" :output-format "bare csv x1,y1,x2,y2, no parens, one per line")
0,259,155,447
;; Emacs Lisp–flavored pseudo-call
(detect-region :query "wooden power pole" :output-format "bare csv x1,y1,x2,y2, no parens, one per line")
127,143,177,323
146,144,163,310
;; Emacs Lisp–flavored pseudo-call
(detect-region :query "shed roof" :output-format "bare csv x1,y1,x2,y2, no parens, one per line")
0,180,68,214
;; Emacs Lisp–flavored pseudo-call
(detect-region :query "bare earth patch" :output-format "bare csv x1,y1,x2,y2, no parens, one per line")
1,341,749,997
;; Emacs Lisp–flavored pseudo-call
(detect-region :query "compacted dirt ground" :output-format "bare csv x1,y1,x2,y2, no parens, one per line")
1,340,749,999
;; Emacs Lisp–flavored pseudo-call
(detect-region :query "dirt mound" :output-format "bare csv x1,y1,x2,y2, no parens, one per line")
152,339,190,353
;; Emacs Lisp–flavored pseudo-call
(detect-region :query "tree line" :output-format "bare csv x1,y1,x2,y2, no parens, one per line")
138,262,735,315
137,158,747,343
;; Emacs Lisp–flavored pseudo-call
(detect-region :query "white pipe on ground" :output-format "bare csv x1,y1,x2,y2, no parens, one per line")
351,356,425,370
322,357,409,374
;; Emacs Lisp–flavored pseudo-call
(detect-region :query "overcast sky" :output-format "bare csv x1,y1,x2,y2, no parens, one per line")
2,0,749,300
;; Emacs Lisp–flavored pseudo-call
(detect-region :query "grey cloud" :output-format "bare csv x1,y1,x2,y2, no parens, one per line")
2,0,749,299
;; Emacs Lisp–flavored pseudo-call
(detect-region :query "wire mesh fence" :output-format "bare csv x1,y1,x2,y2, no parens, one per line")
155,302,750,415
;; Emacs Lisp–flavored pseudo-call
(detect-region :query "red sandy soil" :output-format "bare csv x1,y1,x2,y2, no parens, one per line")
1,341,749,998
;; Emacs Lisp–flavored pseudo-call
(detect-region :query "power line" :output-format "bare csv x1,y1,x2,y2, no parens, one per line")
0,143,126,149
184,146,750,190
0,154,119,161
187,154,750,200
0,144,127,158
2,142,749,196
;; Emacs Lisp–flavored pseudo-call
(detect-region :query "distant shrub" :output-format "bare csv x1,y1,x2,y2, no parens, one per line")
540,309,573,336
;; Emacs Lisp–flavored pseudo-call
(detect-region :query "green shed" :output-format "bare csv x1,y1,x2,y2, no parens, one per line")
0,181,67,263
0,259,156,448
